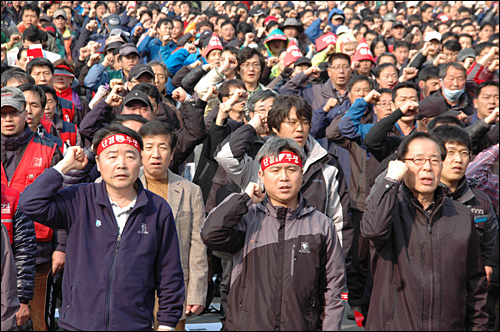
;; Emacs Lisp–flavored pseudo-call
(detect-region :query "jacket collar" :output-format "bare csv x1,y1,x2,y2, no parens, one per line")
440,177,475,204
95,176,148,214
1,124,34,151
303,136,330,173
256,193,315,219
402,182,446,215
139,167,184,218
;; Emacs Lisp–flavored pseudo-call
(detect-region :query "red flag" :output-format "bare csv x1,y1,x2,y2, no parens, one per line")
315,32,338,52
26,47,44,62
283,40,302,67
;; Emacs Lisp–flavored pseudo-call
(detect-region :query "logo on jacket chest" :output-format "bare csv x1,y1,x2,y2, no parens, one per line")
33,157,43,168
299,242,310,254
138,223,149,235
468,206,484,215
1,203,11,214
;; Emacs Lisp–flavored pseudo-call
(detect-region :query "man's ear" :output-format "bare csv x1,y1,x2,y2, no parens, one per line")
473,98,478,110
95,156,101,173
258,169,264,184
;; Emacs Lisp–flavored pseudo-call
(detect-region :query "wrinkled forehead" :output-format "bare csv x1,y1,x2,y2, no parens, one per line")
406,138,441,157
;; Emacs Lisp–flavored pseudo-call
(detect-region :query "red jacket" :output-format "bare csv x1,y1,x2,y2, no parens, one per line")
1,135,57,242
1,184,19,244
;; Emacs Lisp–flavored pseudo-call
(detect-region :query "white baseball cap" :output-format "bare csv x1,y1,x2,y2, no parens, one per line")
424,31,442,42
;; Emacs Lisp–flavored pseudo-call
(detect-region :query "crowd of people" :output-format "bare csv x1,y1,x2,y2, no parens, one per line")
0,0,499,331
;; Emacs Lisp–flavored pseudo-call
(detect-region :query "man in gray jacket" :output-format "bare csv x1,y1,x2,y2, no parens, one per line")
202,137,346,331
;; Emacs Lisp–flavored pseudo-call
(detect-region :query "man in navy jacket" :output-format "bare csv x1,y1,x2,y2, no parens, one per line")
19,124,185,331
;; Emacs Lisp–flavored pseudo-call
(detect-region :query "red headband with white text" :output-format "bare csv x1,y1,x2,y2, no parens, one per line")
261,152,303,171
96,134,141,156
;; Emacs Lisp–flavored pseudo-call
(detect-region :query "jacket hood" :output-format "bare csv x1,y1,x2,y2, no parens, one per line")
328,8,345,29
303,136,330,173
264,28,289,57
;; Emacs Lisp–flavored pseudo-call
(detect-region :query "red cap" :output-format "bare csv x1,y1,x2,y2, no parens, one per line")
352,38,375,63
264,16,278,25
283,40,303,67
315,32,338,52
203,33,223,58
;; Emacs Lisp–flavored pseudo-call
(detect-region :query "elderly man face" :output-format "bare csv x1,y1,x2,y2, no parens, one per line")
402,138,443,202
440,65,466,92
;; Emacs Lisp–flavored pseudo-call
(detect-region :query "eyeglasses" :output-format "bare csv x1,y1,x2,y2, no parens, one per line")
240,62,261,69
283,119,310,128
446,149,471,158
330,65,350,71
376,102,391,108
1,110,25,118
403,157,442,166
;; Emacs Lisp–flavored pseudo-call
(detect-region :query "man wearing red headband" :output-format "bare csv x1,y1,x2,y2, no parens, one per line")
19,124,185,331
202,136,346,331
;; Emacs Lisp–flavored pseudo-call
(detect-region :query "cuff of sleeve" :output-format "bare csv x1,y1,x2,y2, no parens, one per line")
242,192,253,207
384,176,402,184
158,325,176,331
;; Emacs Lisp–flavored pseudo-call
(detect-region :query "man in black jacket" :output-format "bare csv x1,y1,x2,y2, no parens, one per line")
362,132,487,330
432,125,499,330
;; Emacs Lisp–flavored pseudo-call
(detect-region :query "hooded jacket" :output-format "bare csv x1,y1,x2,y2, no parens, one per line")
361,177,488,331
214,125,353,267
201,193,346,330
18,167,185,331
305,8,344,44
263,28,289,58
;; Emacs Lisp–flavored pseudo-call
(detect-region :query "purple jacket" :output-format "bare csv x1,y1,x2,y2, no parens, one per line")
19,168,185,331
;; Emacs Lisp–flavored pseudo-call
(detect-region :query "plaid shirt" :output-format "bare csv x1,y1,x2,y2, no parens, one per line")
466,144,499,215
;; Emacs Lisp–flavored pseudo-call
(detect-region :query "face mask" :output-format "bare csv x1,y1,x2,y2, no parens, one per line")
441,79,465,102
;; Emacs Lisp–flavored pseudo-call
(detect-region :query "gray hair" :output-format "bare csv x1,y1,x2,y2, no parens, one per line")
439,62,467,80
256,137,306,169
246,89,277,113
147,60,169,77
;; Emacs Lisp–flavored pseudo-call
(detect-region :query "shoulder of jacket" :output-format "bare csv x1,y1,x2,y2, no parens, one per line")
32,134,58,149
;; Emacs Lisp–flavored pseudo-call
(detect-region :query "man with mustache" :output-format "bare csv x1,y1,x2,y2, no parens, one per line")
361,132,488,330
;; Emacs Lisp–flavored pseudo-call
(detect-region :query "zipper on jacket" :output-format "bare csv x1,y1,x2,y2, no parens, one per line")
105,234,122,331
291,244,296,276
426,215,433,330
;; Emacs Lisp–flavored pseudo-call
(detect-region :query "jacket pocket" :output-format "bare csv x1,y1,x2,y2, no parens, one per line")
25,168,44,186
386,283,398,324
62,279,77,319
